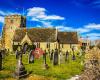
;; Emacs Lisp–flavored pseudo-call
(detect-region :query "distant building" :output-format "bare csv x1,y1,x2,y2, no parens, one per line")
2,15,79,52
79,37,90,47
95,40,100,46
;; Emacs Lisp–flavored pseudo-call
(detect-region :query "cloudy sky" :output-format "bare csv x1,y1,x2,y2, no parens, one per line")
0,0,100,40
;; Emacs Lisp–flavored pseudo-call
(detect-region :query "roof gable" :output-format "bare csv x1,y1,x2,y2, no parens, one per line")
21,32,32,45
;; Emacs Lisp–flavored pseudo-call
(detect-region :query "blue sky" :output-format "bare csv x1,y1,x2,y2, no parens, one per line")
0,0,100,40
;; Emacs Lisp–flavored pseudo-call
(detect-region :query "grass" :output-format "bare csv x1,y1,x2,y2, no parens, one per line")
0,52,84,80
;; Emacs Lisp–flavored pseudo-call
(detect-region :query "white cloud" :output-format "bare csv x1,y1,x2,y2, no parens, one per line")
27,7,65,21
89,36,100,40
76,28,90,33
87,33,100,37
31,18,39,21
56,26,74,31
0,16,4,23
0,10,20,16
43,15,64,20
55,25,100,40
85,23,100,29
27,7,46,17
41,21,53,27
81,33,100,40
55,26,90,33
0,11,6,15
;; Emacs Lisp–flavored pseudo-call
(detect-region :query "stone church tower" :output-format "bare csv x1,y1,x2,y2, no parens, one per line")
3,15,26,51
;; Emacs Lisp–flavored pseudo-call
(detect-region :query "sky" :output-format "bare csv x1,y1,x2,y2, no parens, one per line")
0,0,100,40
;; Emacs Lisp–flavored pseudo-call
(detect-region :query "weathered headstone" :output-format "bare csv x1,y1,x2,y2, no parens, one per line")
72,47,76,60
59,52,65,64
50,49,54,61
43,50,49,69
14,47,27,79
59,51,64,64
29,50,34,63
53,49,58,65
0,50,2,70
72,54,76,60
65,51,69,61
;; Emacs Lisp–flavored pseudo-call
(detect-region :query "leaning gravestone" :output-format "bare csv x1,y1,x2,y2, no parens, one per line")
14,50,27,79
0,50,2,70
78,47,100,80
53,49,58,65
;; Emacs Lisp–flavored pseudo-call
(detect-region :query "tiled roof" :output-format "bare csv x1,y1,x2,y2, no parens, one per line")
58,32,78,44
13,28,78,44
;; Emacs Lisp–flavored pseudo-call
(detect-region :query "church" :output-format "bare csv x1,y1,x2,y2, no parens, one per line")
2,15,79,52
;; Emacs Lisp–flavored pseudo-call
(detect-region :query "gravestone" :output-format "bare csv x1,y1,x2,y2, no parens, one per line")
53,49,58,65
0,50,2,70
65,51,69,61
14,48,27,79
59,52,65,64
43,50,49,69
29,50,34,63
72,54,76,60
72,47,76,60
50,50,54,61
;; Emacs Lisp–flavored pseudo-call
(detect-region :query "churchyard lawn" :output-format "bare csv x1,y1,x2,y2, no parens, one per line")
0,52,84,80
